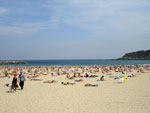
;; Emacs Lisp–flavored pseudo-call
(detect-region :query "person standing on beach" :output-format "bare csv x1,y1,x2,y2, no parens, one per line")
19,72,25,90
12,74,18,92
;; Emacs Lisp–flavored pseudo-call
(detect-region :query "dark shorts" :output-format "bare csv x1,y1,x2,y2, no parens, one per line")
12,83,18,88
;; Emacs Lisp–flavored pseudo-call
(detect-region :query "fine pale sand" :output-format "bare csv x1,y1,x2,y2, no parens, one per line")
0,66,150,113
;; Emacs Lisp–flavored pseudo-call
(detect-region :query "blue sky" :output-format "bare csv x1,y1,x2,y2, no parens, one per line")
0,0,150,60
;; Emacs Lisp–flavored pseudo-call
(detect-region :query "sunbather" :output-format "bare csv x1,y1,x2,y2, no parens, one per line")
84,83,98,87
128,74,136,77
74,79,83,82
100,75,104,81
44,80,57,83
61,82,76,85
29,78,42,81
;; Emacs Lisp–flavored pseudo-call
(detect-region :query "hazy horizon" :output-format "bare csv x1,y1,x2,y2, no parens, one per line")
0,0,150,60
0,49,149,61
0,58,118,61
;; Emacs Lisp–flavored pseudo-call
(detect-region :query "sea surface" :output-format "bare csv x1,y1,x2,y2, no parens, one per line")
4,59,150,66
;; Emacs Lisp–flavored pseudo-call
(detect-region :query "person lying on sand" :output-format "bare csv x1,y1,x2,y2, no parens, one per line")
61,82,76,85
4,83,12,88
121,71,126,74
68,76,74,79
27,75,39,78
84,73,98,78
114,77,119,80
106,73,112,75
66,74,75,79
84,83,98,87
29,78,43,81
89,75,98,78
0,76,10,78
43,80,57,83
128,74,136,77
4,84,13,91
74,79,83,82
109,76,119,79
61,82,69,85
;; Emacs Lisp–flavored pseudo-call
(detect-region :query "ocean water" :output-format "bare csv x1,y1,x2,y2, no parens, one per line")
15,60,150,66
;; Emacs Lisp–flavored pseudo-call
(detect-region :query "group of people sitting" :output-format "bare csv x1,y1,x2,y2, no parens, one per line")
66,72,99,79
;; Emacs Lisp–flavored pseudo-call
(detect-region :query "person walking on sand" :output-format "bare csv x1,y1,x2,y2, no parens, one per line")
12,74,18,92
19,72,25,90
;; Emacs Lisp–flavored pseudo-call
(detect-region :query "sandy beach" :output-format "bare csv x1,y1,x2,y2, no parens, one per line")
0,65,150,113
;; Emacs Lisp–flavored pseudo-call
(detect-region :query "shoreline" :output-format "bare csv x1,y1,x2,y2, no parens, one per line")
1,59,150,66
1,64,150,67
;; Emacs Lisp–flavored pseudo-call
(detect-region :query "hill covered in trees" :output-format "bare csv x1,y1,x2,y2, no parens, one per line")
118,50,150,60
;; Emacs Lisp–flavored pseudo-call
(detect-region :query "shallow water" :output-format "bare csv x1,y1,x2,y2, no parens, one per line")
7,59,150,66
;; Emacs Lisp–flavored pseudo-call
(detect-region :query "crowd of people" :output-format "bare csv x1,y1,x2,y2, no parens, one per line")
0,64,150,91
